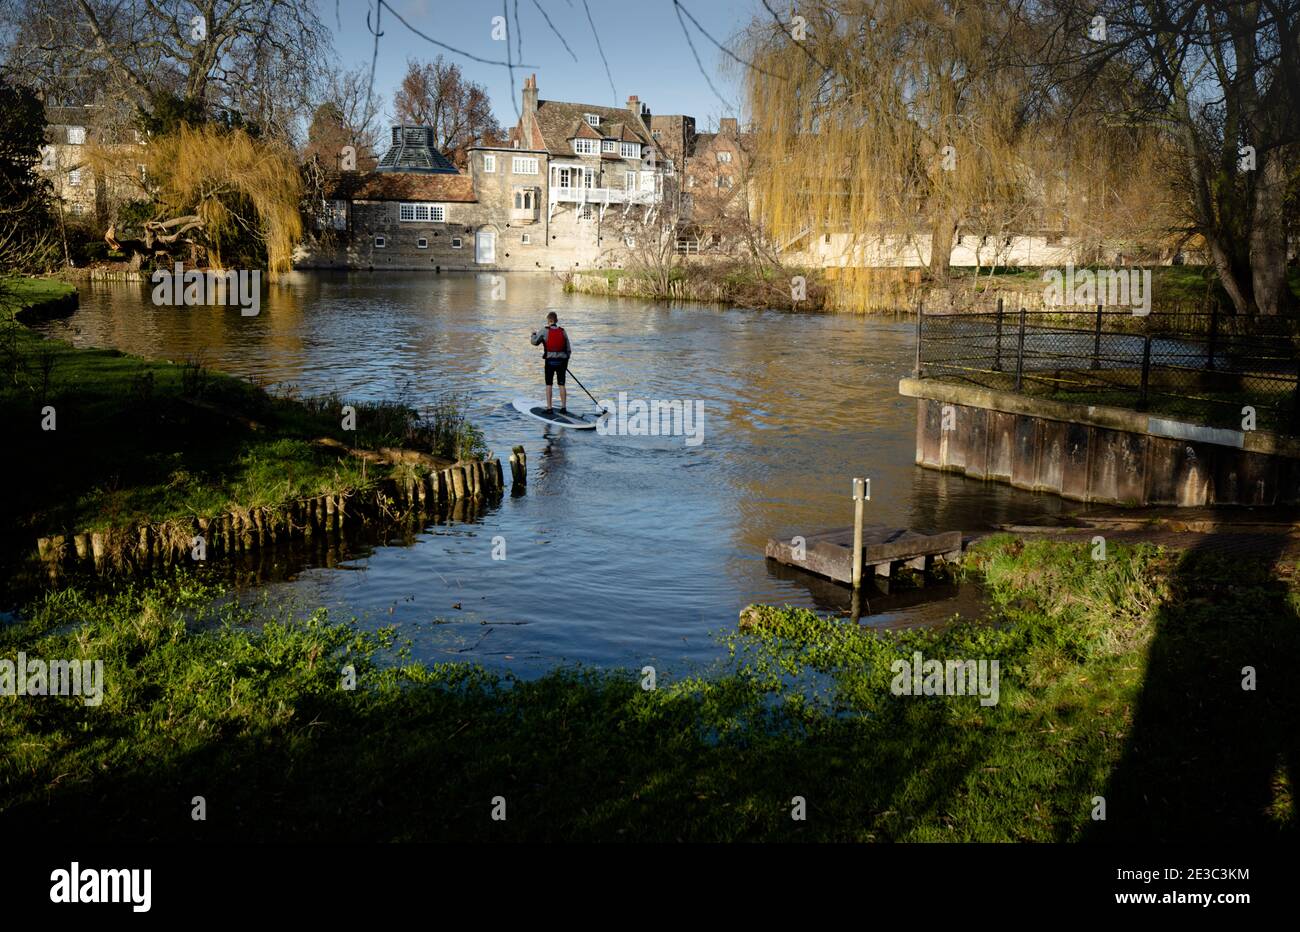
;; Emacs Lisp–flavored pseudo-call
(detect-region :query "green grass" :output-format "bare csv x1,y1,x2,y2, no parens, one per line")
3,276,484,545
2,276,78,309
2,537,1294,841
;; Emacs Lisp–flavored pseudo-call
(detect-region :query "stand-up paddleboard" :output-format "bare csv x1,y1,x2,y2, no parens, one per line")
511,398,606,430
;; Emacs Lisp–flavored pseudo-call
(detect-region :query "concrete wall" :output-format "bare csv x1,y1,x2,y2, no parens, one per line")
901,377,1300,507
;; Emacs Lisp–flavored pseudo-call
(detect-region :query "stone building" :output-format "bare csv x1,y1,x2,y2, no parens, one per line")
676,117,754,255
38,104,145,224
300,76,674,271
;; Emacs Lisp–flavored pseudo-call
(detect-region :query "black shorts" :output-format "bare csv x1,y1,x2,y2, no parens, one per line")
544,360,567,386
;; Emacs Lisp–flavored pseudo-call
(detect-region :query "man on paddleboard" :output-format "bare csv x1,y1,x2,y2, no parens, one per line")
530,312,571,413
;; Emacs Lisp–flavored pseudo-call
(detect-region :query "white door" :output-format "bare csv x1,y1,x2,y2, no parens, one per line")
475,230,496,264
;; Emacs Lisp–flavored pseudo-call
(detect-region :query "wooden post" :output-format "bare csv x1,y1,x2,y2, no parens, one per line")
851,478,870,590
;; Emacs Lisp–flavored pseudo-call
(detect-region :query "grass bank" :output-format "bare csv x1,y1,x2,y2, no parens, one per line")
568,263,1300,320
2,536,1294,841
4,275,486,549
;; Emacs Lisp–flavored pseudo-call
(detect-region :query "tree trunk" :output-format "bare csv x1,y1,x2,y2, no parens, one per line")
928,210,959,283
1206,232,1255,316
1249,149,1293,316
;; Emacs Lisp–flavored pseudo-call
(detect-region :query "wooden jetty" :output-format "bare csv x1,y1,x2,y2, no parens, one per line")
765,525,963,586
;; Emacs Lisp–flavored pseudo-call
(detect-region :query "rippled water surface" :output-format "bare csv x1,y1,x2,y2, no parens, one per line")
42,271,1070,673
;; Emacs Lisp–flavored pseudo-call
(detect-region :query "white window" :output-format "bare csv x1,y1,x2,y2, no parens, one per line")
512,156,538,174
579,204,594,221
451,236,463,249
67,126,85,145
417,237,428,249
717,175,733,189
584,113,600,127
573,139,597,155
326,199,348,231
717,151,732,163
374,235,386,248
513,188,536,210
138,163,147,183
483,154,496,172
620,142,640,159
639,171,655,192
68,168,82,186
687,176,696,188
602,139,616,153
521,233,531,245
70,201,85,216
624,235,636,247
624,171,637,190
399,203,445,222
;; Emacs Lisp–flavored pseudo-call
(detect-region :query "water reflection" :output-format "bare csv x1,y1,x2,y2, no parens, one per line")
41,272,1071,672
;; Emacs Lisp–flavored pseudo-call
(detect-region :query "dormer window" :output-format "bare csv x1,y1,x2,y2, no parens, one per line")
584,113,600,127
573,138,597,155
717,151,733,163
620,142,640,159
601,139,616,153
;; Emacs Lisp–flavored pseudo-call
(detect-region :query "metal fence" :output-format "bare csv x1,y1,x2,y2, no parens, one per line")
914,300,1300,433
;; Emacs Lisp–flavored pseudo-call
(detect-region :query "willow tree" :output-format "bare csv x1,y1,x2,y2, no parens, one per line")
91,124,303,276
740,0,1035,300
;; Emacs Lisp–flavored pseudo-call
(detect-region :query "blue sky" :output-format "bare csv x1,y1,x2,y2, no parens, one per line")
323,0,759,132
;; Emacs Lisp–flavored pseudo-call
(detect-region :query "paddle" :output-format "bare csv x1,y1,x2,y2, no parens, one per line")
564,368,610,417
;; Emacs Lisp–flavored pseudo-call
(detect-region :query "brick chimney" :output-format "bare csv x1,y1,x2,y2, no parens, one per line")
523,74,538,115
719,117,738,135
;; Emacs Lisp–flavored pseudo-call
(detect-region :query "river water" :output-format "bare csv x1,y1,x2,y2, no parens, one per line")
40,272,1070,674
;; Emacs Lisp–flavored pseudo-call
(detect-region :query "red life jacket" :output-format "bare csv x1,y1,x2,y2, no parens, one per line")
545,326,568,358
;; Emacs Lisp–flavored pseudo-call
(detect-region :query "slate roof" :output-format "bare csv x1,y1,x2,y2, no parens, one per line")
525,100,657,157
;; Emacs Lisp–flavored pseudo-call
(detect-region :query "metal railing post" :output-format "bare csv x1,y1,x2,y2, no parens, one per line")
913,300,924,378
1206,303,1218,371
1091,303,1103,370
993,296,1004,371
1015,304,1027,392
1137,335,1152,410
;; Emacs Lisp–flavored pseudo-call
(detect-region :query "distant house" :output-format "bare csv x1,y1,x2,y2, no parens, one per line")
308,126,481,268
38,104,145,223
301,76,676,271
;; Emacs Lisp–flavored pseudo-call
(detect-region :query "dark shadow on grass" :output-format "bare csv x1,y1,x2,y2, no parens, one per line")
1086,529,1300,841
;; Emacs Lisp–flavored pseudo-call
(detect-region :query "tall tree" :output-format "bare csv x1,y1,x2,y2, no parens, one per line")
306,64,382,169
2,0,328,138
1040,0,1300,315
392,56,503,169
0,75,58,271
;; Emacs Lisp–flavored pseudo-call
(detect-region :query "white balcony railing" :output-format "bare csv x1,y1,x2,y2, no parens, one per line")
549,185,660,206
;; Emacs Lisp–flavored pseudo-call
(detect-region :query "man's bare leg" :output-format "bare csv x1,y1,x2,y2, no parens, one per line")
560,385,567,410
545,384,553,410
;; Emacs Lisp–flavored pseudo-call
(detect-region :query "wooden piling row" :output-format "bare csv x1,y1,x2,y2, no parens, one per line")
35,453,522,576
